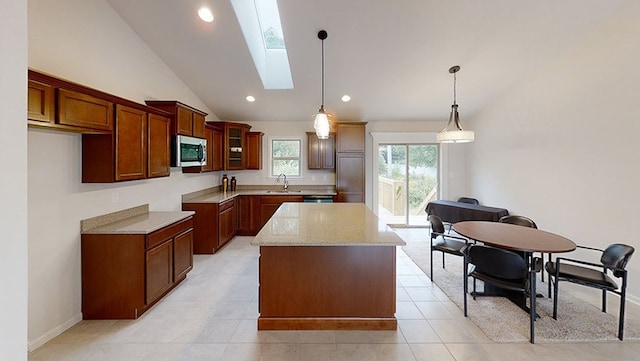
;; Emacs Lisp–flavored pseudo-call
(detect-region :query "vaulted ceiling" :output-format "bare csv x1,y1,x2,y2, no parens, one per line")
106,0,631,124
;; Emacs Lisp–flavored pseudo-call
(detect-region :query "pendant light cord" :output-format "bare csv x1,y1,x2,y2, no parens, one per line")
452,70,457,106
321,37,325,109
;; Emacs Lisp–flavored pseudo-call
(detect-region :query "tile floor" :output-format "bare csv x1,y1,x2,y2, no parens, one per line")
29,229,640,361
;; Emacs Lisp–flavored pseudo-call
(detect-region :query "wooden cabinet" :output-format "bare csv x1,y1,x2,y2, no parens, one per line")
145,100,207,138
245,131,264,170
218,198,237,248
307,132,335,169
147,113,171,178
336,153,365,203
115,105,147,181
336,122,366,153
81,216,193,319
82,105,171,182
27,70,114,134
182,198,237,254
222,122,251,170
237,196,261,236
335,122,367,203
27,80,54,123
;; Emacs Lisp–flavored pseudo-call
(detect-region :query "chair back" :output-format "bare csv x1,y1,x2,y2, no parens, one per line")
467,245,528,280
499,215,537,229
601,244,635,276
457,197,479,205
429,215,445,236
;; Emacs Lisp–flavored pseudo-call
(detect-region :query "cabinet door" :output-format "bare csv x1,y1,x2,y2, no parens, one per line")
146,241,173,304
211,127,224,171
336,123,366,153
176,106,193,136
148,113,171,178
192,112,205,138
28,80,54,123
237,196,260,236
58,88,113,131
173,229,193,281
245,132,263,170
308,132,335,169
218,205,236,246
225,125,245,170
201,126,214,172
115,105,147,181
336,153,365,203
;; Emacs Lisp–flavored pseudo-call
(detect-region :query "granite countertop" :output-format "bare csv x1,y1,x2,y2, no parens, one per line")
183,186,337,204
251,203,406,247
81,205,195,235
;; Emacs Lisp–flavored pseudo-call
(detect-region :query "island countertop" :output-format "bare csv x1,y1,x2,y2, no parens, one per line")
251,203,406,246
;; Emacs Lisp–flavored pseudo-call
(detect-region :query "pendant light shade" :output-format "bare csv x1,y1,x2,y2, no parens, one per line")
313,30,330,139
437,65,474,143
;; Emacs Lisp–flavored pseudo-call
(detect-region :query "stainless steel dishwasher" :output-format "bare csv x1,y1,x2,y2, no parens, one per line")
302,195,334,203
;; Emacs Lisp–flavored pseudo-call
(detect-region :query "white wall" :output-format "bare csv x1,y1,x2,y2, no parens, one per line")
1,1,28,360
466,2,640,308
27,0,222,349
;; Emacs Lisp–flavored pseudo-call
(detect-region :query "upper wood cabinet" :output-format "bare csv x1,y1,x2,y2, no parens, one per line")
245,131,264,170
27,80,54,123
82,105,171,183
28,70,114,134
215,121,251,170
211,125,224,171
307,132,335,170
58,89,113,131
147,113,171,178
336,122,366,153
145,100,207,138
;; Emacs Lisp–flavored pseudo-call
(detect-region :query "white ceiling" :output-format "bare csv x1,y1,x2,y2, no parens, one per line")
106,0,631,124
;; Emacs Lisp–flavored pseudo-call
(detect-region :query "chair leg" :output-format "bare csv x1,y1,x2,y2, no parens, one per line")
463,258,468,317
619,273,628,340
540,252,545,282
473,278,477,300
552,278,559,320
442,252,445,269
430,245,434,281
602,289,607,313
529,269,536,344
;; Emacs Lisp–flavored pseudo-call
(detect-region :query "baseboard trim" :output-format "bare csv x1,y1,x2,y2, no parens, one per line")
28,313,82,351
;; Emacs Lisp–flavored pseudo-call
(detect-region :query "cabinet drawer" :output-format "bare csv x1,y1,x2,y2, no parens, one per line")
260,195,304,204
219,198,236,212
146,217,193,250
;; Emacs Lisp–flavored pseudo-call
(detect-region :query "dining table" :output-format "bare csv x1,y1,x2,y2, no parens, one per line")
452,221,576,315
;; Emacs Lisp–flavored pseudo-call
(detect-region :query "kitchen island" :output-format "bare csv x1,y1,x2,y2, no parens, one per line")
251,202,406,330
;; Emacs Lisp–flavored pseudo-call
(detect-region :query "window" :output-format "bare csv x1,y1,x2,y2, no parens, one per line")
271,139,301,177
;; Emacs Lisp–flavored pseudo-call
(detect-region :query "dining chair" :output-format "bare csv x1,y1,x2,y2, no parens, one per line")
457,197,479,205
464,244,542,344
428,215,470,281
498,215,547,285
545,243,634,340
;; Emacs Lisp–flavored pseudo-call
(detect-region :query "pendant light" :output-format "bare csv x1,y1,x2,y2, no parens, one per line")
313,30,330,139
437,65,475,143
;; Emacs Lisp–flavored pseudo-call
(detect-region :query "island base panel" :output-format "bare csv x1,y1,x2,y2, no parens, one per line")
258,246,397,330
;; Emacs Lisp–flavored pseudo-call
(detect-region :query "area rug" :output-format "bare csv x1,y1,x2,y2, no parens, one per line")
401,240,640,343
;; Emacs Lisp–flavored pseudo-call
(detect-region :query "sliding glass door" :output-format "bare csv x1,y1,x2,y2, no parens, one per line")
377,144,438,226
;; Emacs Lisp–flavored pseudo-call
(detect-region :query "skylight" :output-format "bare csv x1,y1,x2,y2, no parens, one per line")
231,0,293,89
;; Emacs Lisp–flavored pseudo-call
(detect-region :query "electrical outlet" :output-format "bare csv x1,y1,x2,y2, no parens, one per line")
312,175,316,181
322,175,328,181
111,192,119,203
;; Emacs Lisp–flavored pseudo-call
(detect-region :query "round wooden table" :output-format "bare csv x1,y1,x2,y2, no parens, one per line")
453,221,576,254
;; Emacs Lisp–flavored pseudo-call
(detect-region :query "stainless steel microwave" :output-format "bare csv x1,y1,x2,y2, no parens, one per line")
173,135,206,167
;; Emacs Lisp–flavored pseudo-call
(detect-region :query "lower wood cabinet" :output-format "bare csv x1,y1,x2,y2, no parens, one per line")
237,195,261,236
182,198,237,254
81,216,193,319
259,195,304,230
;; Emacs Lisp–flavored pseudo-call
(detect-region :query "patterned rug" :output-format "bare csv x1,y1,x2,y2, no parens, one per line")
401,240,640,343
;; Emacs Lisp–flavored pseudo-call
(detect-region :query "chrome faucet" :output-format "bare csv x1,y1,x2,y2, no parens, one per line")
276,173,289,190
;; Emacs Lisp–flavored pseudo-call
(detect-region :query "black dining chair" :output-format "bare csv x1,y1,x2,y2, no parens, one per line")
457,197,479,205
464,244,542,344
498,215,546,283
545,243,634,340
429,215,470,281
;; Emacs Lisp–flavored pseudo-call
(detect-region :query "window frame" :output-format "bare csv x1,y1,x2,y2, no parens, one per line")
269,137,303,178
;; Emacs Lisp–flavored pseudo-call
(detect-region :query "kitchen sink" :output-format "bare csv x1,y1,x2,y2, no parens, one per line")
266,190,302,193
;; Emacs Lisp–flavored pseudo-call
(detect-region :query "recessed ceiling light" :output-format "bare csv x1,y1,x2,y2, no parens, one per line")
341,95,351,102
246,95,256,102
198,7,214,23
